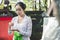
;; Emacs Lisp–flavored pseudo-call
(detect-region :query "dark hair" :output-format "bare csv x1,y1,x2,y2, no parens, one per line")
15,2,26,10
4,0,9,5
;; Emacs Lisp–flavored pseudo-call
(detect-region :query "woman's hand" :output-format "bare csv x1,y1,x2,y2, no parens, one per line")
9,22,14,28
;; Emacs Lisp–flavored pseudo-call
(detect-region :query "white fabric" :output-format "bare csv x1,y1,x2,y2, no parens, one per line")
11,15,32,40
41,17,60,40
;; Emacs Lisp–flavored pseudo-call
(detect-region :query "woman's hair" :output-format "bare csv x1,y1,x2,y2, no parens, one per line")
15,2,26,10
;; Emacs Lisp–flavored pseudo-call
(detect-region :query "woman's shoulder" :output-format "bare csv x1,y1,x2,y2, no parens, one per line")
12,16,18,19
12,16,18,21
26,16,32,20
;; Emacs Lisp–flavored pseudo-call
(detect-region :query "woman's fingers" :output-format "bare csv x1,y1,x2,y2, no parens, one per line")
9,22,14,27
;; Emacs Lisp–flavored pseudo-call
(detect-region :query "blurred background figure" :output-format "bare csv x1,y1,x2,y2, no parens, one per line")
41,0,60,40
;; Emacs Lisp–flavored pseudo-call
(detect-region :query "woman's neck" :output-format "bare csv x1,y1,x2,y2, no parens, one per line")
18,14,25,18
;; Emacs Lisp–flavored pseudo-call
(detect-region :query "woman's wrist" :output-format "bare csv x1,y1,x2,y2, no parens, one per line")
11,29,19,32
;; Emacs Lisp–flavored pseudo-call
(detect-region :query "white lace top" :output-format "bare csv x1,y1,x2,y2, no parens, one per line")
11,15,32,40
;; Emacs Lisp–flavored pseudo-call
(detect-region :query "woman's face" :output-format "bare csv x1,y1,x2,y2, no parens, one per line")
15,4,24,16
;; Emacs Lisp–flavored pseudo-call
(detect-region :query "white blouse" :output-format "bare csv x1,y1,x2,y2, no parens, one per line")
11,15,32,40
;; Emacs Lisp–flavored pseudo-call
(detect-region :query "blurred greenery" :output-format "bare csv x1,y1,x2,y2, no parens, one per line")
40,0,47,11
9,0,47,11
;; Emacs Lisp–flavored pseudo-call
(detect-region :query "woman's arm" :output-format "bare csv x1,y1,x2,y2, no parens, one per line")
8,17,14,31
8,20,14,34
11,29,19,32
47,0,55,16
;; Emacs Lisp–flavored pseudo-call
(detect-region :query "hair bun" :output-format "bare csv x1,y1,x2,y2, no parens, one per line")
16,2,26,10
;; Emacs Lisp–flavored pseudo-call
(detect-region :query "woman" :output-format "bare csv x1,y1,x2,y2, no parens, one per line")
8,2,32,40
41,0,60,40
